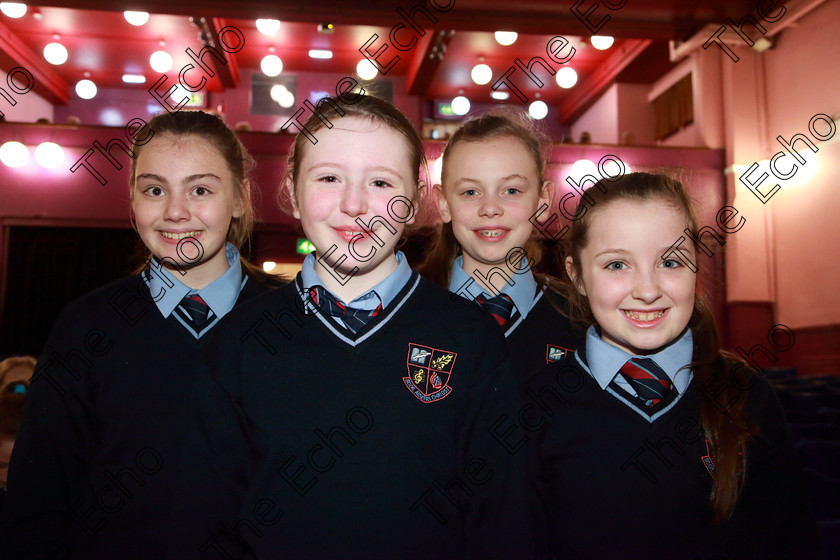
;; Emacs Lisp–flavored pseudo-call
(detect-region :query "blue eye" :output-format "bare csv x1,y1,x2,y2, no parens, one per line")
462,189,477,197
504,187,521,195
661,259,682,269
607,261,626,270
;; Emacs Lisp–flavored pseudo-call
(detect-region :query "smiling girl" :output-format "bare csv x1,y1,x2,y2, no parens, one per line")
177,95,535,558
420,112,579,377
1,111,281,558
524,172,815,559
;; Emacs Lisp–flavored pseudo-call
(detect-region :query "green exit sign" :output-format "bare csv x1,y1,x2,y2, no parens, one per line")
438,102,455,116
296,238,316,254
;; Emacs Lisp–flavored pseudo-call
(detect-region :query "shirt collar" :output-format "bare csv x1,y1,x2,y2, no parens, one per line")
146,243,243,319
448,255,538,318
583,325,694,394
301,250,412,310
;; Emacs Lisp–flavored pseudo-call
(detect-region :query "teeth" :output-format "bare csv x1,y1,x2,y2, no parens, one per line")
161,231,200,240
478,230,504,238
623,310,664,321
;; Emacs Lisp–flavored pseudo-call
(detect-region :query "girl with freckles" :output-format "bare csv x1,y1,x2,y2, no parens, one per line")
1,110,281,558
523,172,816,559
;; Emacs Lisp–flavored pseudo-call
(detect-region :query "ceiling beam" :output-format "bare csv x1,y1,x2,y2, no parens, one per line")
555,38,652,125
201,17,240,89
406,30,451,97
0,19,70,105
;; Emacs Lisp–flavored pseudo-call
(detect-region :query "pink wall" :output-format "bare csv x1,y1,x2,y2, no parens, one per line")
570,83,618,144
0,68,54,123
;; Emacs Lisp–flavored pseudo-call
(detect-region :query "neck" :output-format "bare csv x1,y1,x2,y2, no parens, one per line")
314,254,399,303
461,254,510,296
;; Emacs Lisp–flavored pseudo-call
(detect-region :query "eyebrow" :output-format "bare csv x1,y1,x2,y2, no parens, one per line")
306,162,406,180
452,174,529,187
135,173,222,184
594,246,695,258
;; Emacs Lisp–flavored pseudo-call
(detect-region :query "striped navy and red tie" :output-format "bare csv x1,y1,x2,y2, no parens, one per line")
475,293,515,326
309,286,382,334
615,357,675,411
179,294,214,333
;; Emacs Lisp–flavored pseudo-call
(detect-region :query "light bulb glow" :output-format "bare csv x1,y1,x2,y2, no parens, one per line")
308,49,333,59
261,54,283,77
555,67,578,88
35,142,64,169
122,74,146,84
256,19,281,36
471,63,492,85
0,3,26,18
490,91,509,100
75,79,97,99
0,141,29,167
570,159,598,179
529,100,548,120
356,59,377,80
270,84,295,108
590,35,614,50
123,11,149,26
451,96,470,116
262,261,277,272
43,42,68,65
494,31,518,46
150,50,173,73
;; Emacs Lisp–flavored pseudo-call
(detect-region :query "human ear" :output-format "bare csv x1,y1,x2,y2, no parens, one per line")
565,255,586,296
287,177,301,220
433,184,452,223
538,179,552,211
232,179,249,219
405,180,425,226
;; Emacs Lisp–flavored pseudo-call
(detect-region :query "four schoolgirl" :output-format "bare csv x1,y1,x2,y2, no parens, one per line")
1,99,812,559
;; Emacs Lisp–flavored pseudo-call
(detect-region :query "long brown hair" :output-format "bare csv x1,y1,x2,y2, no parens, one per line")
416,110,550,287
560,172,754,523
128,110,280,285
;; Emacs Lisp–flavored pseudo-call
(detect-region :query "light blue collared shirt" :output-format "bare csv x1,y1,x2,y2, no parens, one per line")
583,325,694,397
448,255,538,319
301,250,412,315
145,243,244,336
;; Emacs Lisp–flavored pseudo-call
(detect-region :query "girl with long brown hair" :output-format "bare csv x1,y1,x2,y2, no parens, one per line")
524,172,814,559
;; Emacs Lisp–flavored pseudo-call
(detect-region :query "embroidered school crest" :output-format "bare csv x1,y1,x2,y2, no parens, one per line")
546,344,573,363
404,343,457,403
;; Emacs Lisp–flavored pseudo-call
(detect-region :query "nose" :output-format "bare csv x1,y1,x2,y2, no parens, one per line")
631,267,663,303
478,193,502,218
164,194,190,221
340,182,368,217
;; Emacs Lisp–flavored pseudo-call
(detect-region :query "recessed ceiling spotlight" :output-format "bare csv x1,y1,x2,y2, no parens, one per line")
261,54,283,77
356,59,377,80
494,31,517,46
590,35,614,50
256,19,280,36
555,67,578,88
308,49,333,60
490,91,510,101
150,51,173,73
529,100,548,120
451,95,470,116
35,142,65,169
75,79,97,100
0,141,29,167
43,43,68,65
122,74,146,84
471,63,492,85
0,3,27,18
124,11,149,26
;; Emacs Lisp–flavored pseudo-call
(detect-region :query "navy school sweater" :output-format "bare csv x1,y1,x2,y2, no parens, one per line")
520,348,817,560
499,287,581,380
0,272,278,560
170,271,539,560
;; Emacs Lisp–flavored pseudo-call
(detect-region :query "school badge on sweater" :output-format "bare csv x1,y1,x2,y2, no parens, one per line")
403,343,457,403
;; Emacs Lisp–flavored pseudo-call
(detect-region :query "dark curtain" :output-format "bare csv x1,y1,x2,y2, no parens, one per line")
653,73,694,141
0,226,141,357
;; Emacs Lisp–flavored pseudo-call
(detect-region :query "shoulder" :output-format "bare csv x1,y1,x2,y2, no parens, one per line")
412,275,502,330
50,274,153,330
520,351,590,395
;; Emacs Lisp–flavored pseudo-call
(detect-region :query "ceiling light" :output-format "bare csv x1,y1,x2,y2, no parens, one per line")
43,42,68,65
270,84,295,108
75,79,97,100
529,100,548,120
555,67,578,88
590,35,614,50
494,31,517,46
490,91,509,101
451,96,470,116
571,159,598,179
0,141,29,167
123,11,149,26
261,55,283,77
35,142,64,169
256,19,280,37
150,51,173,73
0,3,26,18
308,49,333,59
471,63,492,85
356,59,377,80
262,261,277,272
122,74,146,84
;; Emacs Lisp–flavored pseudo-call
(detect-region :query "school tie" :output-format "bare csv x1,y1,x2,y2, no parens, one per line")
179,294,214,333
475,292,516,326
309,286,382,334
614,357,676,412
